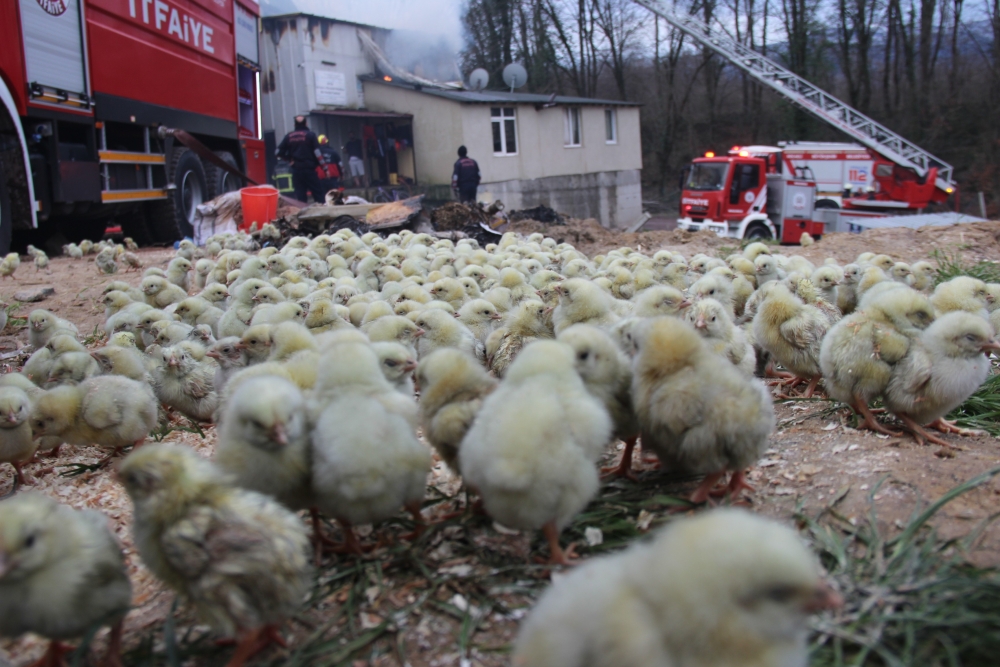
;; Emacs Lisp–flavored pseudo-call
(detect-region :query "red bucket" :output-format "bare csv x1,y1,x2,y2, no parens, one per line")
240,186,279,232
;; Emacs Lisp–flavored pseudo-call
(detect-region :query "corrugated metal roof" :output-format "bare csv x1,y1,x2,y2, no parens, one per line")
365,78,640,107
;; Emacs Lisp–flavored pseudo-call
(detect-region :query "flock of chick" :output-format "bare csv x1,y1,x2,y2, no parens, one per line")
0,225,996,667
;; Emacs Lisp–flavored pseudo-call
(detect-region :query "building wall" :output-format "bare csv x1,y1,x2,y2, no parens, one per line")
483,169,643,229
260,17,384,139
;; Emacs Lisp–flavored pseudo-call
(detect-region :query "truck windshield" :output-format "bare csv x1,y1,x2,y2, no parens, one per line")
686,163,728,191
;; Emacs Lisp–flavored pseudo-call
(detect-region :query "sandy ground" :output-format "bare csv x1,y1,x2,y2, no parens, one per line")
1,222,999,666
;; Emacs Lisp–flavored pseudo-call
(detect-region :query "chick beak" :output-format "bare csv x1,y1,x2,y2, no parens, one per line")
270,423,289,447
981,339,1000,353
553,284,564,295
453,312,461,319
804,581,843,613
205,349,221,360
402,359,418,373
694,317,707,329
413,328,426,338
6,411,17,424
543,305,554,315
251,295,260,303
233,341,247,351
987,293,996,304
679,299,693,309
167,357,179,368
491,313,503,320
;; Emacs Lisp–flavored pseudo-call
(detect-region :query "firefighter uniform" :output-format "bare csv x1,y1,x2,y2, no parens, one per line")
276,120,327,203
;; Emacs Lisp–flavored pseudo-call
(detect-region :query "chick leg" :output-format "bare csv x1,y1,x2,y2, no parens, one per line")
224,625,287,667
105,620,125,667
896,414,962,449
542,521,578,566
11,460,32,486
802,376,822,399
851,398,902,437
401,500,427,542
726,470,755,498
600,436,639,481
928,418,986,437
764,361,795,380
25,641,72,667
689,471,726,505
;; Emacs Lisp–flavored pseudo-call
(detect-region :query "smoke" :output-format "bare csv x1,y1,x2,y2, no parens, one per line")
260,0,463,46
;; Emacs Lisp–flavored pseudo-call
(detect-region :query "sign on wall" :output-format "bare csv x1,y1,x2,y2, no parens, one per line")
315,70,347,106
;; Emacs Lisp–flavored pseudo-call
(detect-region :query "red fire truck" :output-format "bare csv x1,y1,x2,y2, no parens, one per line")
0,0,267,253
677,143,955,243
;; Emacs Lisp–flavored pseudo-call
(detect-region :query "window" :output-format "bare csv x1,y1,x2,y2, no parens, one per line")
685,162,728,191
729,163,760,204
491,107,517,155
564,107,581,147
605,108,617,144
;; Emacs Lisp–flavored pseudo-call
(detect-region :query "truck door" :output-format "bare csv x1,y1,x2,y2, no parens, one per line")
18,0,89,105
728,161,761,212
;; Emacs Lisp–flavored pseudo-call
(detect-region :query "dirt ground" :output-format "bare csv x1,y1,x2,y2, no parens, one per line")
1,221,999,666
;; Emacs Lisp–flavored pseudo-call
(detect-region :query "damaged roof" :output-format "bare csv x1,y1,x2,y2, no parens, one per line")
364,77,640,106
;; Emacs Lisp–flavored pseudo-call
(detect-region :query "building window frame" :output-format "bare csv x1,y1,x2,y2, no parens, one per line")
605,108,617,144
564,107,582,147
491,107,518,156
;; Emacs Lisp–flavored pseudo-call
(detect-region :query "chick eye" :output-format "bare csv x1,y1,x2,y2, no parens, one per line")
761,585,799,604
966,334,978,342
578,351,589,361
711,316,717,322
386,360,397,367
24,534,36,548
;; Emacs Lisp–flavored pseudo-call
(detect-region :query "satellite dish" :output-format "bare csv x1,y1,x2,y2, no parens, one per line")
468,68,489,91
502,63,528,92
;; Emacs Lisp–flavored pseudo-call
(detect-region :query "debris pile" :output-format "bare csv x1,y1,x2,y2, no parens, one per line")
508,204,564,225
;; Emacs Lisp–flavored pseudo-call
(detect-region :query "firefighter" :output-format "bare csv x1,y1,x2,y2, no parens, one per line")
452,146,481,203
317,134,342,193
276,115,327,203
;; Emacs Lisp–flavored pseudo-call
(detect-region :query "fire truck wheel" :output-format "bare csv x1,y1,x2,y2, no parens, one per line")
0,166,10,256
150,148,206,242
814,199,840,209
744,222,773,241
206,151,241,199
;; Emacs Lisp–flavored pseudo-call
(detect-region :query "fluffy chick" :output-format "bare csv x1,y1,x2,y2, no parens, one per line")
460,341,612,564
157,342,219,421
371,341,418,395
931,275,993,317
215,376,312,511
28,310,79,350
0,387,37,486
30,375,158,460
119,444,310,663
685,298,755,375
819,287,935,434
417,349,497,471
885,311,1000,446
752,282,829,396
0,493,132,667
513,508,840,667
486,300,552,378
413,309,480,361
632,285,692,318
632,317,774,503
552,278,619,335
457,298,503,343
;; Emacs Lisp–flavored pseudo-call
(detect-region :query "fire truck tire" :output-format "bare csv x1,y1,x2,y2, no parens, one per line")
744,223,773,240
206,150,241,199
0,168,11,256
815,199,840,209
149,148,206,242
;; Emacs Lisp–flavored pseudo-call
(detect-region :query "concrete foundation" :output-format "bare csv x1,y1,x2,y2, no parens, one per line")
479,169,642,230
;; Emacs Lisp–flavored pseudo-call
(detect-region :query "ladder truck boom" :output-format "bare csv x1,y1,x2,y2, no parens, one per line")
630,0,955,196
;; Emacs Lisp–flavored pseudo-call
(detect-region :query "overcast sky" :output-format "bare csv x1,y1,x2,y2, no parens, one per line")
260,0,464,47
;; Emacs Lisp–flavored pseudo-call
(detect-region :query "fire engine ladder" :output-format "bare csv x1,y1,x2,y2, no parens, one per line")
631,0,955,194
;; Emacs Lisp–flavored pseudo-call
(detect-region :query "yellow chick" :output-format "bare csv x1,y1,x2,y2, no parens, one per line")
552,278,619,335
909,260,936,292
0,493,132,667
119,444,310,664
0,252,20,279
310,343,430,552
371,341,418,395
90,344,152,383
166,257,192,291
215,375,312,511
45,350,100,387
685,298,756,375
486,300,553,378
0,387,37,486
459,341,612,564
33,251,50,273
268,321,317,362
632,317,774,503
412,308,480,361
931,275,993,317
557,324,641,479
885,311,1000,446
688,273,735,319
513,508,841,667
752,282,829,396
28,310,79,350
157,341,219,421
819,287,935,434
457,298,503,344
95,246,118,274
632,285,692,318
141,275,187,309
30,375,158,464
416,348,497,471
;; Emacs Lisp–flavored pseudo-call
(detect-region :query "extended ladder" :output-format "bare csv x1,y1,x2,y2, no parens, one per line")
632,0,955,194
